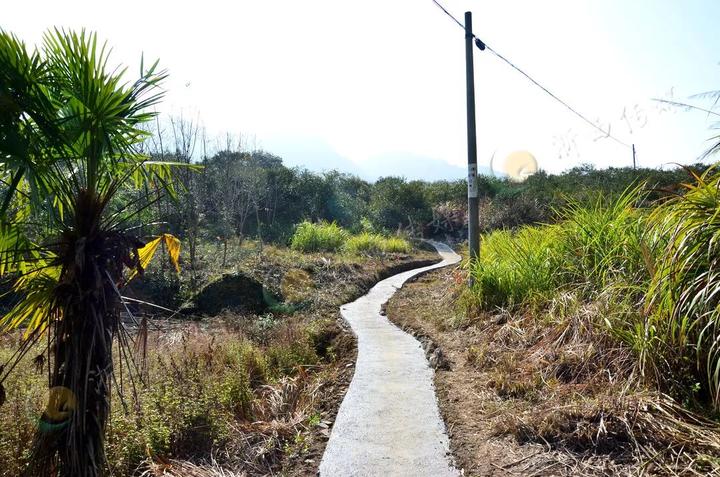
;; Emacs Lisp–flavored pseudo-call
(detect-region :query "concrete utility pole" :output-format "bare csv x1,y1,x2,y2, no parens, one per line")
465,11,480,262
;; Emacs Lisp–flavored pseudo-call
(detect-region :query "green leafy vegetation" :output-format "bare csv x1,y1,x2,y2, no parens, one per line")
344,233,412,255
290,221,411,256
466,167,720,416
290,221,349,252
468,226,562,308
644,167,720,409
0,29,185,476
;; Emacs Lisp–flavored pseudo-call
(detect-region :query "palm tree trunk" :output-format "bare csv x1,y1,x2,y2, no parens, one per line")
27,188,124,477
28,260,118,477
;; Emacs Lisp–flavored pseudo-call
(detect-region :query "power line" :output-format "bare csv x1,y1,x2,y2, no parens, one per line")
483,46,631,148
430,0,632,149
430,0,465,30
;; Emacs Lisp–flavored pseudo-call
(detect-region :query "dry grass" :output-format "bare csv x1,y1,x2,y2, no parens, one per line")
388,268,720,476
476,294,720,475
0,242,436,476
141,457,247,477
0,322,332,477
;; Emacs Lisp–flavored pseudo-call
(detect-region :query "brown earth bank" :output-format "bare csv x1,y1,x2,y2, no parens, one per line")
0,244,438,477
386,267,720,477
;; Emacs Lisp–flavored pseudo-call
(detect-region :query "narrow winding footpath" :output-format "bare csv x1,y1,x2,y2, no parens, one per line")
319,242,461,477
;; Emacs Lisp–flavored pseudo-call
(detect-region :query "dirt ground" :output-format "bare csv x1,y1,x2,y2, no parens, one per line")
386,267,641,477
282,342,357,477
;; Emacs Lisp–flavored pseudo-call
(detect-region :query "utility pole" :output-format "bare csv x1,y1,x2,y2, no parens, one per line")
465,11,480,263
632,144,637,169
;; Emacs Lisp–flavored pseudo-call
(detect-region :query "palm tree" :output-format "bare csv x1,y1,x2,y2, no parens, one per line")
0,29,184,476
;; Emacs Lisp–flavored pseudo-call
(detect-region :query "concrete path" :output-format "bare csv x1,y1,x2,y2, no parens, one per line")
319,241,461,477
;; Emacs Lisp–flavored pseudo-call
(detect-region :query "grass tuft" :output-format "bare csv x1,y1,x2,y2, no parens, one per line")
343,233,411,255
290,221,349,252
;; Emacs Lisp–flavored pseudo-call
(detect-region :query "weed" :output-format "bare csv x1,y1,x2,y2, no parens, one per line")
290,221,349,253
465,345,488,368
343,232,411,255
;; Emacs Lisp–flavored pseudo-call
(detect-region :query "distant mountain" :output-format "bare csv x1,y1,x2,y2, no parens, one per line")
357,152,493,182
264,136,494,182
263,136,363,176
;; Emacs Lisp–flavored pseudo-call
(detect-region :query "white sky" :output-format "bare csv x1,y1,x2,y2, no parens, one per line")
3,0,720,178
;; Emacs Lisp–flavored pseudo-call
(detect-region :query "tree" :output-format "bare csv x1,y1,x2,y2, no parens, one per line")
152,114,202,287
0,30,184,476
369,177,432,234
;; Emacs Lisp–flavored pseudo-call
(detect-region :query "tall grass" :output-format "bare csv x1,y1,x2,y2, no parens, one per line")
468,186,649,309
290,221,349,252
343,232,411,255
559,187,651,293
465,175,720,412
468,226,562,308
290,222,411,255
644,166,720,408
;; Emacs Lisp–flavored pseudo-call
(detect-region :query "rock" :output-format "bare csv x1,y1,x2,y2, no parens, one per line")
491,313,508,325
421,338,435,355
194,272,266,315
428,347,449,370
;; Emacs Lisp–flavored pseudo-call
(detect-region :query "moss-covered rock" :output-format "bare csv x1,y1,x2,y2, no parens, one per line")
194,272,266,315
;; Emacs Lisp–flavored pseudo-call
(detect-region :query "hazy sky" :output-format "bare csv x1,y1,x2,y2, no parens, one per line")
4,0,720,179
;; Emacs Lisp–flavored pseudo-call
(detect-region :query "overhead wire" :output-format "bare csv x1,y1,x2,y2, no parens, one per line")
430,0,465,30
430,0,632,149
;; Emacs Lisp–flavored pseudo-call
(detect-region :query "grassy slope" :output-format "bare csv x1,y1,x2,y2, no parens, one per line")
388,267,720,476
390,167,720,473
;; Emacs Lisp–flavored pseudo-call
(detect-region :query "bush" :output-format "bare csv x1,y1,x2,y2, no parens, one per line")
383,236,412,253
468,186,648,310
343,233,411,255
369,177,432,233
290,221,349,252
343,232,384,254
465,170,720,412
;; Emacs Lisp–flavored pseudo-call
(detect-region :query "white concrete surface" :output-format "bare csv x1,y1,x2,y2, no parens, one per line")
319,241,461,477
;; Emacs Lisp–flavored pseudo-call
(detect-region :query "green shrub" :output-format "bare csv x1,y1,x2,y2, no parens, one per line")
290,221,349,252
468,226,562,309
467,186,649,310
359,217,377,234
343,232,411,255
344,233,384,254
382,236,412,253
